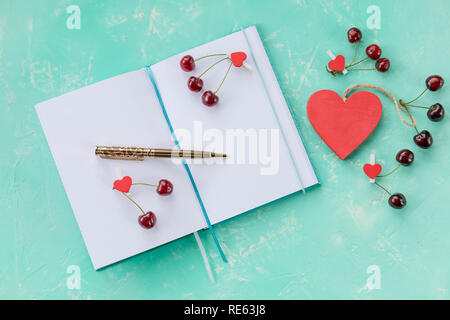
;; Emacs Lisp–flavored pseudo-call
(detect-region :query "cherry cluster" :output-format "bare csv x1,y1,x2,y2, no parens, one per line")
401,75,445,149
371,76,444,209
180,54,233,107
113,177,173,229
327,27,390,75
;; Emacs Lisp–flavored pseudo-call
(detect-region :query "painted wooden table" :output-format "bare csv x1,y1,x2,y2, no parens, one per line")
1,0,449,299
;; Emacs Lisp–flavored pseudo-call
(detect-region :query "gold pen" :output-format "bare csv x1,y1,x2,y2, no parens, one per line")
95,146,226,160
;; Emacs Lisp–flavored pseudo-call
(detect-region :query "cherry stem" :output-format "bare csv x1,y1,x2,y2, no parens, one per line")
348,42,358,65
377,163,401,178
194,53,227,62
347,68,376,71
374,181,391,196
132,183,158,187
346,56,369,68
198,57,229,79
403,104,430,109
121,192,145,215
403,88,428,105
214,62,232,94
414,126,420,134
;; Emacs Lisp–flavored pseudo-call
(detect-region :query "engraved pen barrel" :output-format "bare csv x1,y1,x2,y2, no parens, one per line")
95,146,151,160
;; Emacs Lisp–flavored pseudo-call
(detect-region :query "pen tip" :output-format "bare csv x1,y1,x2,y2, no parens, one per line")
212,152,227,158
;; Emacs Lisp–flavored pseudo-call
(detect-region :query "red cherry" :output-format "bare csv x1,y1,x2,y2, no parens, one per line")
413,130,433,148
202,91,219,107
157,179,173,195
347,27,362,43
180,55,195,72
375,58,390,72
426,75,444,91
396,149,414,166
427,103,445,121
138,212,157,229
187,76,203,92
366,44,382,60
388,193,406,209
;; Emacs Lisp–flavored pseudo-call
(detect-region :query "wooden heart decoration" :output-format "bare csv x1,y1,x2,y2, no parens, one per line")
307,90,382,159
363,163,382,179
113,176,132,193
328,55,345,71
230,51,247,67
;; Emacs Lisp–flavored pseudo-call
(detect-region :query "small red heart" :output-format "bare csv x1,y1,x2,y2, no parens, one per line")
363,164,382,179
113,176,132,193
230,51,247,67
328,55,346,71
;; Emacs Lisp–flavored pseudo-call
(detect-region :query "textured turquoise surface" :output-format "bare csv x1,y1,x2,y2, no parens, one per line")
1,0,449,299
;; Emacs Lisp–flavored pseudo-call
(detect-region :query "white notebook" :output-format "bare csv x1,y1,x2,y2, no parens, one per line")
36,26,318,270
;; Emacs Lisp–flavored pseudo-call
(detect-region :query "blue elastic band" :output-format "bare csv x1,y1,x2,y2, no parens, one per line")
145,66,227,263
241,28,305,192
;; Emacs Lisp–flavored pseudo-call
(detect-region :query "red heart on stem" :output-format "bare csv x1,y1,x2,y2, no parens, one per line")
328,55,346,71
113,176,132,193
363,163,382,179
307,90,382,160
230,51,247,67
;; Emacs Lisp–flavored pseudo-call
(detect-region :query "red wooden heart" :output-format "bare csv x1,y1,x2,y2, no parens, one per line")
363,163,382,179
307,90,382,159
113,176,132,193
328,55,345,71
230,51,247,67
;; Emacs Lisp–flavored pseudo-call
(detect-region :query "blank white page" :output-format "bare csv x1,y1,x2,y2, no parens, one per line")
244,26,318,188
151,26,318,225
36,70,205,270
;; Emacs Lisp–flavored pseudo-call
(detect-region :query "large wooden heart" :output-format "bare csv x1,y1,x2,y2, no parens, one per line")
307,90,382,160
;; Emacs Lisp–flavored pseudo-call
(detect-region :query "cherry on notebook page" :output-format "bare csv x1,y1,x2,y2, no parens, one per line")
156,179,173,195
138,212,157,229
202,91,219,107
180,55,195,72
188,76,203,92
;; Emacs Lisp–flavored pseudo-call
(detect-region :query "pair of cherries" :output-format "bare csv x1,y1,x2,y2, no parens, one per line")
365,149,414,209
113,176,173,229
401,75,445,149
180,52,247,107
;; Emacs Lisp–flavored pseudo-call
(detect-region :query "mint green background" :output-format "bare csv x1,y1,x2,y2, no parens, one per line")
1,0,449,299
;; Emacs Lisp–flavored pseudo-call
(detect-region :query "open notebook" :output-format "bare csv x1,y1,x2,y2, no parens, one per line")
36,26,318,270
